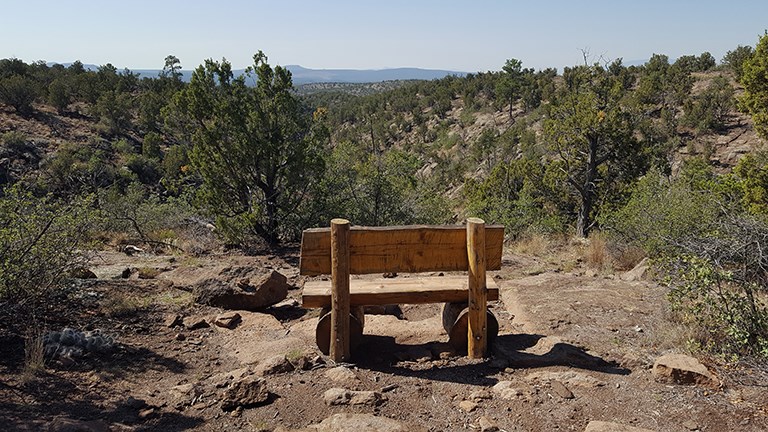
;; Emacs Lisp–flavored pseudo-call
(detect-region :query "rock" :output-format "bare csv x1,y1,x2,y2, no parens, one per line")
682,420,699,431
254,355,294,376
122,396,147,409
165,314,184,328
169,383,203,408
479,416,500,432
289,352,323,371
652,354,719,387
174,333,186,341
325,366,358,383
185,316,210,330
193,270,289,311
123,245,144,256
213,312,242,329
221,375,270,410
323,388,384,406
584,421,656,432
47,417,112,432
138,408,155,419
458,400,478,412
309,413,423,432
469,389,492,402
492,381,524,400
621,257,650,281
550,380,575,399
120,268,134,279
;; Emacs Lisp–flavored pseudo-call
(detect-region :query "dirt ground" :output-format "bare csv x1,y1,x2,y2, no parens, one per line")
0,246,766,432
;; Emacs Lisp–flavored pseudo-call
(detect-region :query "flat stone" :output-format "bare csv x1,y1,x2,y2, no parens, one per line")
458,400,478,412
525,371,606,388
308,413,425,432
213,312,242,329
164,314,184,328
254,355,294,376
324,366,358,383
551,380,574,399
469,389,492,402
221,375,270,410
652,354,719,387
584,421,655,432
185,316,210,330
682,420,699,431
479,415,500,432
492,381,524,400
323,388,384,406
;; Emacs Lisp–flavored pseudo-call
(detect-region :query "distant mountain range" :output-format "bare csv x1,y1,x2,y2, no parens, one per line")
48,62,467,84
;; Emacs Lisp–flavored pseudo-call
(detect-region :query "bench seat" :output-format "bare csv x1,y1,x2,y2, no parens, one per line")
302,275,499,308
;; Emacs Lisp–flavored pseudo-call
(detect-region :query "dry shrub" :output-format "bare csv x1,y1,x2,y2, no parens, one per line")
585,232,609,270
512,233,550,256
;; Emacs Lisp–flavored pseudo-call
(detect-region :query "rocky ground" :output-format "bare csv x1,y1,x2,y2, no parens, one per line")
0,245,766,432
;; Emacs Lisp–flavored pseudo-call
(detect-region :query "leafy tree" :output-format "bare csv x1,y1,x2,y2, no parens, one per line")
740,32,768,140
162,55,183,81
47,77,72,114
722,45,754,81
94,90,132,135
543,60,644,237
168,52,326,246
495,59,525,119
0,74,38,115
683,76,735,133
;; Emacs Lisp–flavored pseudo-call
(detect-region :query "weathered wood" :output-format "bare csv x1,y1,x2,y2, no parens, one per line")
467,218,487,359
300,225,504,276
316,306,365,356
442,302,499,352
302,275,499,308
330,218,351,362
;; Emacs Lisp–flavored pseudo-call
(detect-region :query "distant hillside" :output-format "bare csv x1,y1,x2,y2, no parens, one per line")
47,62,466,84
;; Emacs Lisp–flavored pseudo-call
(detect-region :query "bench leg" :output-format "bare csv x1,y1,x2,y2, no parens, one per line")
316,306,365,357
442,302,498,353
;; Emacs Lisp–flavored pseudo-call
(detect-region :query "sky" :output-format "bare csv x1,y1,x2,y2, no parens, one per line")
2,0,767,73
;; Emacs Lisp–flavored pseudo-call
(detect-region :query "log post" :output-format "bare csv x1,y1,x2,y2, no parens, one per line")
330,218,351,362
466,217,487,359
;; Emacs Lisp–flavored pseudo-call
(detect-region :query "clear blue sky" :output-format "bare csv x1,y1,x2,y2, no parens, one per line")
2,0,766,72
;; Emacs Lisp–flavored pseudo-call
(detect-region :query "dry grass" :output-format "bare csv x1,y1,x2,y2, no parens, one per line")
100,292,149,317
511,233,550,257
23,330,46,380
584,232,609,271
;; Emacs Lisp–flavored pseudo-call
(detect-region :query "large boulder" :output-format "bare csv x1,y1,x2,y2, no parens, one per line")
193,270,289,310
220,374,270,410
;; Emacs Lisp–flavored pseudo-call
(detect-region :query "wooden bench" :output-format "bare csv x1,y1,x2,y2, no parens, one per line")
299,218,504,361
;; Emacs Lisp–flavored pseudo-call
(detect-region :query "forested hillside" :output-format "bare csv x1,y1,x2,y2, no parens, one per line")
2,39,768,359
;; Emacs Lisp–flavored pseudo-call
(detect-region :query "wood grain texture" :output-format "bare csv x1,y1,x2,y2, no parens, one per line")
302,275,499,308
330,219,351,361
467,218,488,359
299,224,504,276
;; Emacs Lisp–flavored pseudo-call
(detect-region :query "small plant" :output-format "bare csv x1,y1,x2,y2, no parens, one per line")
23,329,46,379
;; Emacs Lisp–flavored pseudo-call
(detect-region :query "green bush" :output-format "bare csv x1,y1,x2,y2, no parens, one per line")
0,186,93,308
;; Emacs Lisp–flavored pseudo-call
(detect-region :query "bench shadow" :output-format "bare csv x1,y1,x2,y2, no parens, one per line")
352,332,629,385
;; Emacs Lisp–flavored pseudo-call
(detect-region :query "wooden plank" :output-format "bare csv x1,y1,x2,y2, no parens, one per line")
302,275,499,308
467,217,487,359
300,224,504,276
330,219,351,362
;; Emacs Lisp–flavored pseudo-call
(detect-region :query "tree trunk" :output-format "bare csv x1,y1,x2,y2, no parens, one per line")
577,136,600,238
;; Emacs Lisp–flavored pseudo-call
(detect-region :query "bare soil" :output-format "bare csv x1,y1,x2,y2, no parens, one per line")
0,247,766,432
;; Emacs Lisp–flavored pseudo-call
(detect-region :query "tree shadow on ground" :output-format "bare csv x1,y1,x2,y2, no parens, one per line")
0,335,202,431
352,332,629,385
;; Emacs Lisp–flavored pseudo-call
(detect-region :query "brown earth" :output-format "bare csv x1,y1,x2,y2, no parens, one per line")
1,246,766,432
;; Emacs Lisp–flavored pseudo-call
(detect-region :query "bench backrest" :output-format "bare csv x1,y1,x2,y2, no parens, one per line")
299,224,504,276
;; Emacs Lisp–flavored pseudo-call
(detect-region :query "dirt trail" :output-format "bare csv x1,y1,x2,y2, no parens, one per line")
1,250,766,432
